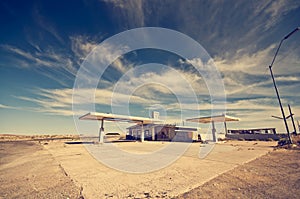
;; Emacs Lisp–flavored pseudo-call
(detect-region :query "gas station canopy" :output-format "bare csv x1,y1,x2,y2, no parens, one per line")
186,114,240,123
79,112,162,143
80,112,162,124
186,114,240,142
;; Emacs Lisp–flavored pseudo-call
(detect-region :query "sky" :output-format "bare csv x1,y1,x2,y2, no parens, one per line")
0,0,300,135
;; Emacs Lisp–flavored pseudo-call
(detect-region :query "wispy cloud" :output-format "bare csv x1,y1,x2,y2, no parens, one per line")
70,35,100,61
111,64,205,100
1,43,78,86
213,41,300,99
33,6,65,44
214,44,275,74
16,87,161,116
1,44,51,67
0,104,18,109
102,0,145,27
264,0,300,29
70,34,135,76
2,44,76,72
13,64,209,117
0,103,35,112
106,0,299,61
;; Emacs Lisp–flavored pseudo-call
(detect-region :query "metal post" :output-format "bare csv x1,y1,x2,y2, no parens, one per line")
224,121,228,135
212,121,217,142
269,66,291,143
151,126,155,141
288,104,297,135
99,119,104,143
141,122,144,142
134,129,137,140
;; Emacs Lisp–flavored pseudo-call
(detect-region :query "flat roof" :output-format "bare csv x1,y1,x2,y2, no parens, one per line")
186,114,240,123
79,112,162,124
127,124,199,131
229,128,276,131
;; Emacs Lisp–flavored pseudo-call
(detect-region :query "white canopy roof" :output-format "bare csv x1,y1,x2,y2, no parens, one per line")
79,112,162,124
186,114,240,124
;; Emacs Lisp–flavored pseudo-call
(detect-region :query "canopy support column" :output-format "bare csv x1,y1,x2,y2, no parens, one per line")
224,121,228,135
141,122,144,142
99,119,104,143
151,126,155,141
212,121,217,142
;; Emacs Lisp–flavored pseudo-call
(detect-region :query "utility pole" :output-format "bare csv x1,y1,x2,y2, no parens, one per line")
288,104,297,135
269,66,291,143
268,27,299,144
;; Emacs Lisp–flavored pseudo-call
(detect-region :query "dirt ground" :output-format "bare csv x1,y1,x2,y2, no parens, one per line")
0,141,82,199
1,135,299,199
176,149,300,199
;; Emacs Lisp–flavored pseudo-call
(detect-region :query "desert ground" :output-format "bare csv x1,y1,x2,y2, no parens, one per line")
0,134,299,199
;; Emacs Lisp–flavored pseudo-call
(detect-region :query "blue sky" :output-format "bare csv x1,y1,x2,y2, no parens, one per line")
0,0,300,134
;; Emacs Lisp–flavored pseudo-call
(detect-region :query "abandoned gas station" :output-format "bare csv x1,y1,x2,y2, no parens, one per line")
79,112,242,143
